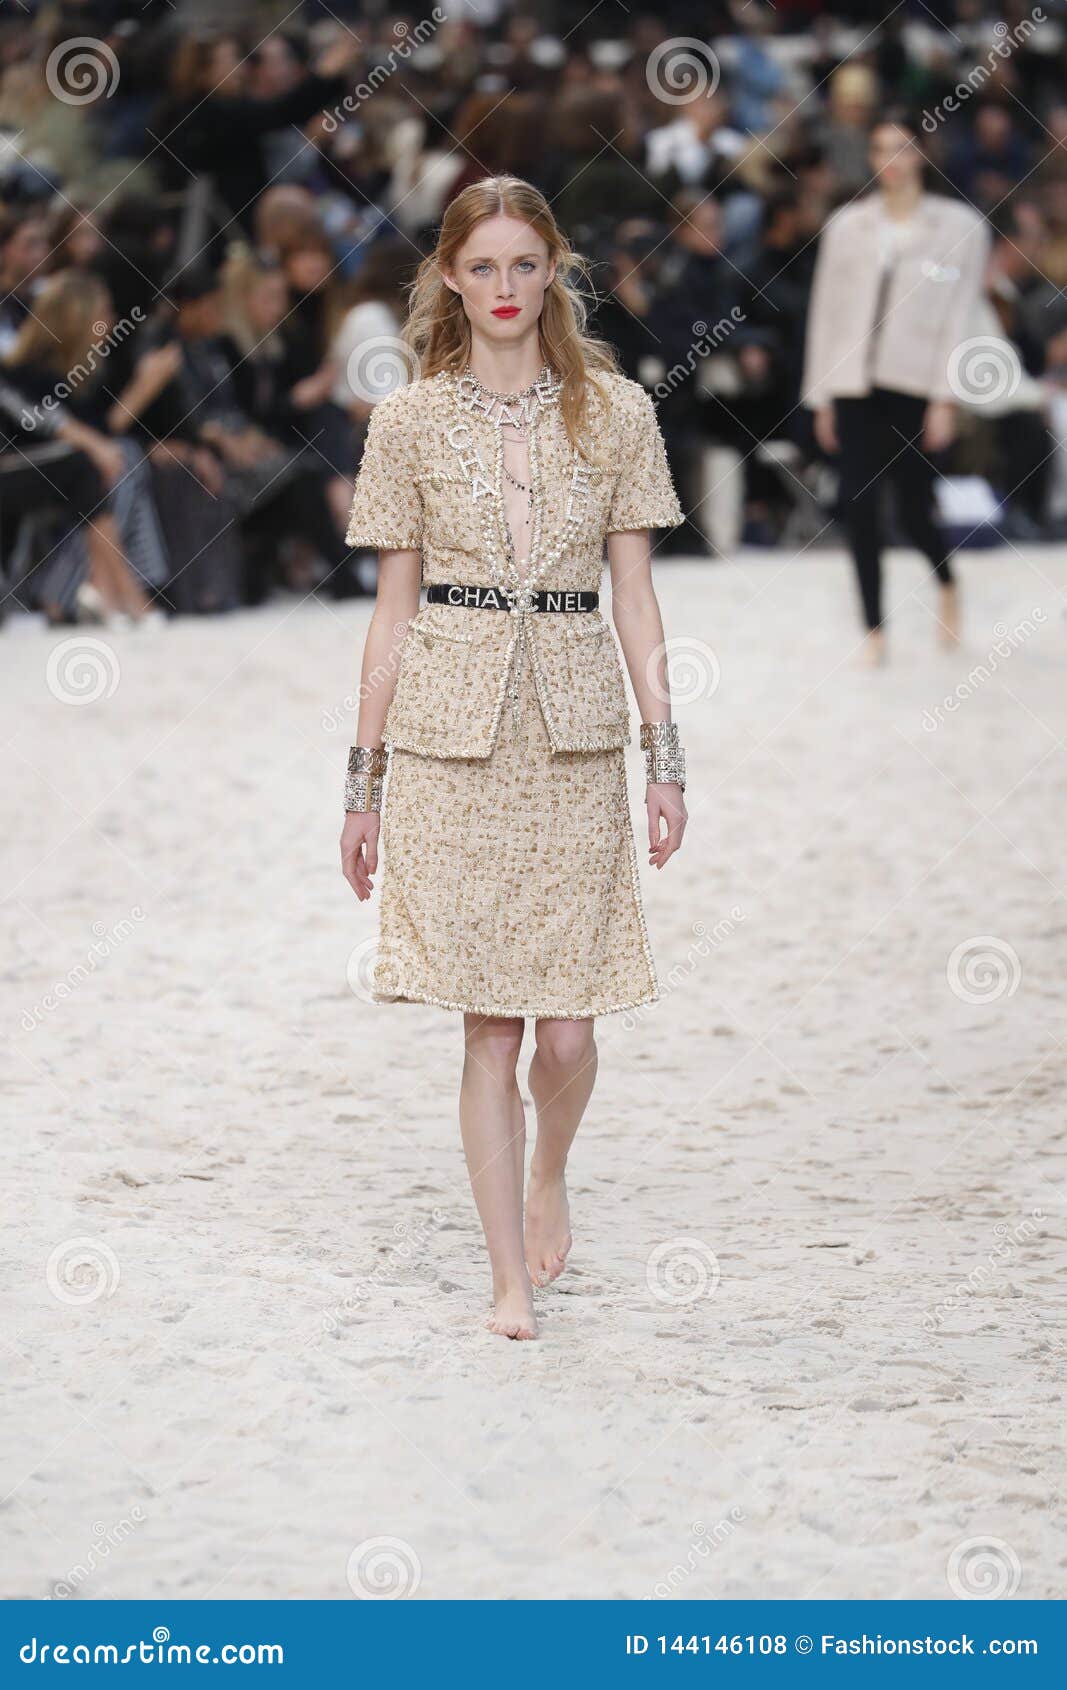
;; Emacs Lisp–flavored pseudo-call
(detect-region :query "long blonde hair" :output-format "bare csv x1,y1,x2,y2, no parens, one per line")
403,176,621,462
4,270,111,376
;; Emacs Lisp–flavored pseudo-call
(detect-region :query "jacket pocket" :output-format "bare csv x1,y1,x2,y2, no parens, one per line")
383,608,509,756
529,615,631,751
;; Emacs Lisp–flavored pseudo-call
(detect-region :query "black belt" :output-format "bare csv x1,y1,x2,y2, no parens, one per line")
426,583,598,612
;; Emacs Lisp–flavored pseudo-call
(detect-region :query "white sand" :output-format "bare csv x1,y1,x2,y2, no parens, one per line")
3,546,1065,1601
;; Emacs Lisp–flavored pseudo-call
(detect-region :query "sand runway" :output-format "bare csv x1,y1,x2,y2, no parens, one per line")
3,546,1065,1599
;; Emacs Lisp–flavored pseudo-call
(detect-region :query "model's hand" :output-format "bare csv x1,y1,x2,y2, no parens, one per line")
647,783,686,869
923,399,957,454
341,811,380,900
814,404,838,454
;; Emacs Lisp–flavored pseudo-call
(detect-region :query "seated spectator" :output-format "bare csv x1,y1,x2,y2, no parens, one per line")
3,270,169,617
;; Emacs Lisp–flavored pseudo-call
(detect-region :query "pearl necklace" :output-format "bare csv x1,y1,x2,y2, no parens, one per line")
444,365,609,723
446,367,600,611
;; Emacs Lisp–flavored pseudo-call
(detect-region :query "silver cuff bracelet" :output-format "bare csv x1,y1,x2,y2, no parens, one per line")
640,721,686,790
344,745,389,811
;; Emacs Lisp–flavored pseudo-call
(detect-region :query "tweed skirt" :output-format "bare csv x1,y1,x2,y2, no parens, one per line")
371,633,660,1019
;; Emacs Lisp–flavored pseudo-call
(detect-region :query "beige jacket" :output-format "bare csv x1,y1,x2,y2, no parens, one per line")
344,369,684,758
802,192,991,408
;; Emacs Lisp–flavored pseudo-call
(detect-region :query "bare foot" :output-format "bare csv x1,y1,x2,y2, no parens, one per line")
937,582,961,647
485,1276,538,1340
853,628,886,668
524,1168,573,1287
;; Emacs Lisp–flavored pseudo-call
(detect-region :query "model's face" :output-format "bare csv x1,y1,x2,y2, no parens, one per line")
870,124,921,189
441,217,556,340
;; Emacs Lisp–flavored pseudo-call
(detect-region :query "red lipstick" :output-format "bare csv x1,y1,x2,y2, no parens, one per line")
492,306,520,318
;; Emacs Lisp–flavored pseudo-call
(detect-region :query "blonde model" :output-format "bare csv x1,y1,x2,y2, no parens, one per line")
340,176,689,1341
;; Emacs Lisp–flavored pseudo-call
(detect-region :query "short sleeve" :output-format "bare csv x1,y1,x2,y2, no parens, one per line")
606,385,685,533
344,394,424,550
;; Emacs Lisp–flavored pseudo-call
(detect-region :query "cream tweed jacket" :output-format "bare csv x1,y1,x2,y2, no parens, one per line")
802,191,991,408
344,368,685,759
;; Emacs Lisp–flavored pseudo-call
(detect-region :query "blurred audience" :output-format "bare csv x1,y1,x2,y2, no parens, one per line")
3,0,1067,630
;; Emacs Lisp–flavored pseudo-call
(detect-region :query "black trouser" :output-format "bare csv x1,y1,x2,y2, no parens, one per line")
834,388,955,630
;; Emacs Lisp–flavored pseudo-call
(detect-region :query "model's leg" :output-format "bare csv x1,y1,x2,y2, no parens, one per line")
524,1017,597,1286
835,395,888,657
883,392,959,646
460,1012,537,1339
